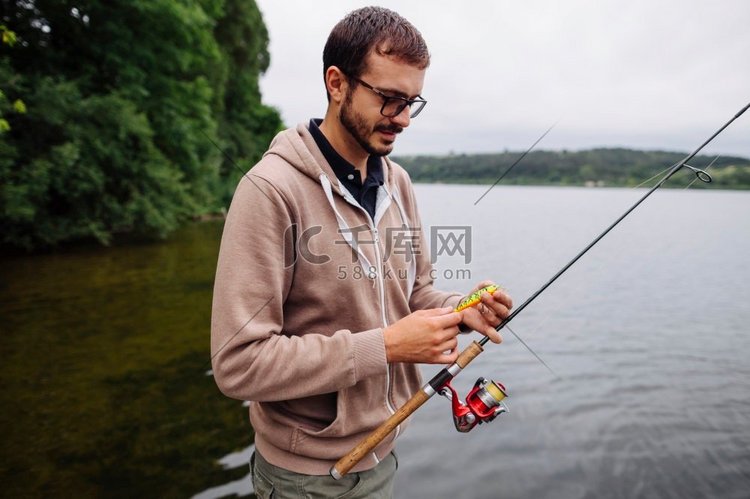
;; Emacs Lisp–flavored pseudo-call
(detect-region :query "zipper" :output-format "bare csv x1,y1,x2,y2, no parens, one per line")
338,189,389,328
338,189,400,442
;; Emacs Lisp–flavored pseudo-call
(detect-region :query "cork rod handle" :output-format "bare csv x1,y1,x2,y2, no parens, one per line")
331,388,430,478
331,341,485,479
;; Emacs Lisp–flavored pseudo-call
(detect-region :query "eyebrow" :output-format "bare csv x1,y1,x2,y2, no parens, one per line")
376,86,421,100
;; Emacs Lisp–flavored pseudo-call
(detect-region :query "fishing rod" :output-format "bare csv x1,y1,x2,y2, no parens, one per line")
331,102,750,479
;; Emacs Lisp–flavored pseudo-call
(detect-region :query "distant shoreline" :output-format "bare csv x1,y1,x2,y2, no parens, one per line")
409,180,750,190
394,147,750,190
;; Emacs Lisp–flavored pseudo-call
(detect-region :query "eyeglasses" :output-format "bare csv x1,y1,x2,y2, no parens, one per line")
346,74,427,119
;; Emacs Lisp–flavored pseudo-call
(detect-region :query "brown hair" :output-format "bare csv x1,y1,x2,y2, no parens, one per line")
323,6,430,96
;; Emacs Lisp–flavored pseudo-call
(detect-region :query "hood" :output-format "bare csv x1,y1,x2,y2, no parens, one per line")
261,123,416,297
262,123,399,198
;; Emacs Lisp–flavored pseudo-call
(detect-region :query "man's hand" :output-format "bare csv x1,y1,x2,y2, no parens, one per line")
459,280,513,344
383,307,462,364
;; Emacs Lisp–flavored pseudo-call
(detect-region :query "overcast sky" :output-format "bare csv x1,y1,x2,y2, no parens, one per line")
255,1,749,158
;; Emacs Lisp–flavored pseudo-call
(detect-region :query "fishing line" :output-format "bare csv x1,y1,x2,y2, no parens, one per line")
504,324,560,379
633,163,677,189
474,122,558,205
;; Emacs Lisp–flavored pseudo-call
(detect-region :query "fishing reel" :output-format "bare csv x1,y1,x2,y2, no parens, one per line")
439,377,508,433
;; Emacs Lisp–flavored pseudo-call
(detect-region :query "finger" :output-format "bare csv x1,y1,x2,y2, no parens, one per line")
439,336,458,354
479,304,502,327
474,280,495,292
434,311,463,328
484,326,502,344
478,302,495,317
477,302,497,320
435,349,459,364
420,306,455,318
492,289,513,309
433,306,456,315
430,330,458,361
482,294,510,320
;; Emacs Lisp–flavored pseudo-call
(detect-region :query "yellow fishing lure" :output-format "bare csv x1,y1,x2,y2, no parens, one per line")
454,284,500,312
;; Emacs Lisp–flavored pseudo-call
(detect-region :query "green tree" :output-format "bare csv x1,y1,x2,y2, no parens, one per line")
1,0,281,250
212,0,284,202
1,24,25,133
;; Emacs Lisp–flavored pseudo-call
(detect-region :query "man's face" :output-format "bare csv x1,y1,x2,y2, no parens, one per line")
338,53,426,157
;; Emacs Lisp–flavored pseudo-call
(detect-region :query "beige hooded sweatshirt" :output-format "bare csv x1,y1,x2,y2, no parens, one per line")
211,123,461,475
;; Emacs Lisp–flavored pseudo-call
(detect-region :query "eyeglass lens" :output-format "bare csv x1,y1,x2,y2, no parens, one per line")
382,98,425,118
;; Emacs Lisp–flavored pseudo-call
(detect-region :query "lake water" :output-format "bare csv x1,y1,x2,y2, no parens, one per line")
3,183,749,498
394,184,750,499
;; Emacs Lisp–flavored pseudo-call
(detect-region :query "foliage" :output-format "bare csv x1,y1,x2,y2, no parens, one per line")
1,0,282,250
1,24,24,133
394,148,750,190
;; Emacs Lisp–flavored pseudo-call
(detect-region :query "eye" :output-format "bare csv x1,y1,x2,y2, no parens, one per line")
381,98,409,117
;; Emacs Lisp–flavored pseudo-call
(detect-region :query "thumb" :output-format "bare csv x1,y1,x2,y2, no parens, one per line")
426,306,455,315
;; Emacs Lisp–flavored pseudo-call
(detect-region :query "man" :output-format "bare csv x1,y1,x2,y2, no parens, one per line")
211,6,512,498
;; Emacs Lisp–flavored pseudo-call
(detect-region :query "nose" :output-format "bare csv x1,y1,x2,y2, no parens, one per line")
390,105,411,128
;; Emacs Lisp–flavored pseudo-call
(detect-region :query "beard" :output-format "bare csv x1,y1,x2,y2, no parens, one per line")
339,88,402,157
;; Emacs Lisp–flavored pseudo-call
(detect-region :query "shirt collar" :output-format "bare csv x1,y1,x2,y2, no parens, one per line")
308,118,383,187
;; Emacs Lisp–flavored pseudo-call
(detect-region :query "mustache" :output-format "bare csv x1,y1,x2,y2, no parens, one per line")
376,124,403,134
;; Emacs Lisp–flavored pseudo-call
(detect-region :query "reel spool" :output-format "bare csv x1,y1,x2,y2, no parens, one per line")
439,377,508,432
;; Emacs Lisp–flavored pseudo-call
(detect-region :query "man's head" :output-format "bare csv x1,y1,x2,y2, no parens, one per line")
322,7,430,157
323,6,430,91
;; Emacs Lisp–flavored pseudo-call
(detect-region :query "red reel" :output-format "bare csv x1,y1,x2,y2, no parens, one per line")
439,377,509,432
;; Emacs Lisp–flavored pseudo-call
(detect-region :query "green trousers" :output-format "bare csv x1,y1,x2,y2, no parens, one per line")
251,450,398,499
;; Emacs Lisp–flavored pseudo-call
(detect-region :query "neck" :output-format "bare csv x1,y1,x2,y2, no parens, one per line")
319,111,369,175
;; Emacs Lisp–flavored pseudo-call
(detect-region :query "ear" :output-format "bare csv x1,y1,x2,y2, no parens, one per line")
325,66,348,104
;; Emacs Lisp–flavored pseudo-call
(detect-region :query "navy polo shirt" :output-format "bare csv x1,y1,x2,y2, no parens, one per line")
309,119,384,220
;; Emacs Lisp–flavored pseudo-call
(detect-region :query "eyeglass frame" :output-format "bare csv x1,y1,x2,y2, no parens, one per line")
344,73,427,119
